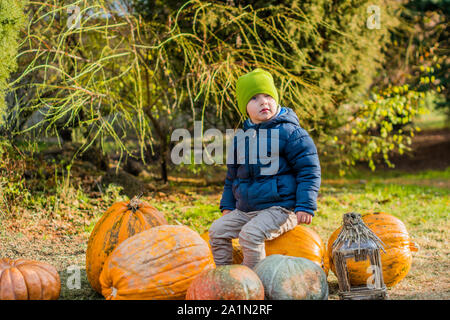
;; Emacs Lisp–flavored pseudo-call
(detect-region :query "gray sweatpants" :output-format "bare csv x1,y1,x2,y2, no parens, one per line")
208,206,298,269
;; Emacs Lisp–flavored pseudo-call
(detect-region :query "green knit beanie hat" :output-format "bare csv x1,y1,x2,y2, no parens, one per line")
236,68,279,117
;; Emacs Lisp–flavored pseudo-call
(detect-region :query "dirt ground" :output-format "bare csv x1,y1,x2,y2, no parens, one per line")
0,127,449,300
383,128,450,172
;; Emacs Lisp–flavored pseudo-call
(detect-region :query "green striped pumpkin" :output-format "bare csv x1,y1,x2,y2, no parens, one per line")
254,254,328,300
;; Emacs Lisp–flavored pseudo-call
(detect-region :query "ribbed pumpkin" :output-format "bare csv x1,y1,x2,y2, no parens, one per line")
265,225,328,275
254,255,328,300
99,225,215,300
186,265,264,300
200,232,243,264
327,212,419,287
0,258,60,300
86,197,167,293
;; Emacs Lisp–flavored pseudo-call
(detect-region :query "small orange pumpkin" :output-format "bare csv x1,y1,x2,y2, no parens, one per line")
99,225,215,300
86,197,167,293
0,258,60,300
201,232,243,264
327,212,419,287
202,226,327,274
265,225,328,275
186,265,264,300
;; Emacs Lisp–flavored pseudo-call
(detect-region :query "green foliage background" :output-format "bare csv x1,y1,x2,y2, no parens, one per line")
1,0,447,176
0,0,26,125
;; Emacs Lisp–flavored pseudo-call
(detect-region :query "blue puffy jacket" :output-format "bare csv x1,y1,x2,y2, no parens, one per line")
219,107,321,215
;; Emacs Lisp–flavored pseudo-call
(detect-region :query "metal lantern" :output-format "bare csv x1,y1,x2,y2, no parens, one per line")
332,212,388,300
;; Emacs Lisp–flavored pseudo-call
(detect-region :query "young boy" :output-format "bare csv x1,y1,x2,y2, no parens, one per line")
208,68,321,269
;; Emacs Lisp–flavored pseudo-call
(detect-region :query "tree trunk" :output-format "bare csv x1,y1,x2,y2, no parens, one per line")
160,152,168,183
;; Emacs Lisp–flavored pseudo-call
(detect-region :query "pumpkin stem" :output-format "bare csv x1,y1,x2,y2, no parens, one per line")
409,240,419,252
127,194,143,213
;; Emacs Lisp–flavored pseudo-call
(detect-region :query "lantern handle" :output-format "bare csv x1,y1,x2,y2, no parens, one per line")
332,212,387,254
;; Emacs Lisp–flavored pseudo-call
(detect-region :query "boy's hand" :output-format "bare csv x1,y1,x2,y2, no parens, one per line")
222,209,232,216
296,211,312,225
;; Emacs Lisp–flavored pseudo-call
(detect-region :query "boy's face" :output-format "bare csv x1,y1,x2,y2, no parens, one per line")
246,93,278,124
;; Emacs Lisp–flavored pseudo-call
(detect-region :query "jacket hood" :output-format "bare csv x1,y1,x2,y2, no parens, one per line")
243,106,300,130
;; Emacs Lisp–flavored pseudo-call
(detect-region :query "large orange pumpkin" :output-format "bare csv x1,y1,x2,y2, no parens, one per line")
0,258,60,300
186,265,264,300
99,225,215,300
86,197,167,293
265,225,328,275
327,212,419,287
